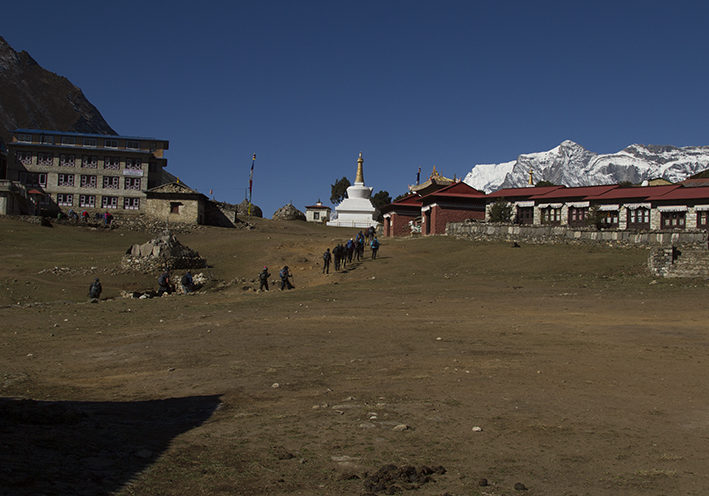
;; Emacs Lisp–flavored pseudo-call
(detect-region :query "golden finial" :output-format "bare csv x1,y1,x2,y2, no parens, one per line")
528,167,534,185
355,152,364,184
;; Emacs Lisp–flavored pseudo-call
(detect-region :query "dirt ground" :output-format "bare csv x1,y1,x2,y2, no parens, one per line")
1,216,709,496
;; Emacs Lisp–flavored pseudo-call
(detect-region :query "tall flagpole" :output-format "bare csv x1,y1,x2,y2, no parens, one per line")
248,153,256,215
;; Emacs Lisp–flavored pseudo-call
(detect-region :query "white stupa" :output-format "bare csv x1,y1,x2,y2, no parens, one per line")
327,152,379,228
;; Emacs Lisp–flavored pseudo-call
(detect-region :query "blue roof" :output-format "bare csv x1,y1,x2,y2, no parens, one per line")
13,128,168,143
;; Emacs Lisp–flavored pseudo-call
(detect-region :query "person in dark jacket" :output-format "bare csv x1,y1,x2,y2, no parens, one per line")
89,278,102,302
157,270,172,296
370,237,380,259
279,266,294,290
181,271,194,293
322,248,331,274
259,266,271,291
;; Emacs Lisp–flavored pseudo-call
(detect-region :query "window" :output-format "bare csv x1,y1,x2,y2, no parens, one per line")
58,173,75,186
17,151,33,165
37,152,53,166
313,211,320,220
661,211,686,229
22,172,47,187
102,176,120,189
124,177,141,190
125,158,142,170
61,136,75,146
80,175,97,188
697,211,709,229
126,140,140,150
59,154,76,167
515,206,534,224
568,207,588,226
541,207,561,225
627,208,650,230
82,155,98,168
599,211,619,228
80,195,96,208
170,202,181,214
16,134,32,143
57,193,73,206
124,197,140,210
104,139,118,148
102,196,118,209
41,135,54,144
104,156,120,169
83,137,97,147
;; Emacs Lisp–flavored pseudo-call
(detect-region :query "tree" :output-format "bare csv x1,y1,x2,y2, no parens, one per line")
535,180,555,187
488,198,513,223
372,190,392,222
587,205,604,230
330,177,351,204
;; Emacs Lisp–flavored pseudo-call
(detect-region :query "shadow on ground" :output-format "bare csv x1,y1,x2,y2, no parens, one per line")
0,395,221,495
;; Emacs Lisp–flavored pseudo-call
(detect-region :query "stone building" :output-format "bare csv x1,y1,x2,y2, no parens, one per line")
145,182,207,225
5,129,169,216
304,201,331,222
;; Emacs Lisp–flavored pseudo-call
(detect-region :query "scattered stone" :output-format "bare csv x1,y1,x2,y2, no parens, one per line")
479,478,489,486
472,426,483,432
271,383,280,388
272,446,295,460
392,424,410,431
362,464,444,494
271,203,306,221
514,482,528,491
122,232,207,272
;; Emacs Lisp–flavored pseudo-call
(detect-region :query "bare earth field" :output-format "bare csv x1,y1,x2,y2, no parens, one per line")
1,216,708,496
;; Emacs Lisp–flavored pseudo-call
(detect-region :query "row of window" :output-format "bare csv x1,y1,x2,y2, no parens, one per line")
55,193,140,210
16,134,142,150
17,152,143,170
530,206,708,229
22,173,141,190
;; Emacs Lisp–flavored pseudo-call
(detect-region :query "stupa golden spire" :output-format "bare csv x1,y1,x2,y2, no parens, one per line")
528,167,534,185
355,152,365,184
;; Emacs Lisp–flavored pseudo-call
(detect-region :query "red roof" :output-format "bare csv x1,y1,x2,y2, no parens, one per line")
585,184,681,201
423,181,486,199
529,184,618,200
487,185,564,198
391,193,423,206
27,189,45,195
305,204,331,210
645,185,709,201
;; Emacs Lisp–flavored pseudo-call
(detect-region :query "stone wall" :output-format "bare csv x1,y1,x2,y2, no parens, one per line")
447,221,709,247
648,247,709,278
145,197,203,224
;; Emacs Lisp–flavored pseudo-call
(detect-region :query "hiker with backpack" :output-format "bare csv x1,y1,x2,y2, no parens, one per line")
279,266,294,290
181,271,194,293
322,248,331,274
370,237,380,259
157,270,172,296
259,266,271,291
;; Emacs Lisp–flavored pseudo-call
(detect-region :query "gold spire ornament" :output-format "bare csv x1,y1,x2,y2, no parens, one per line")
528,167,534,185
355,152,365,184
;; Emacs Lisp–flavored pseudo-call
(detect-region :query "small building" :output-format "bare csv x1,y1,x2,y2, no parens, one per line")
409,166,454,197
381,193,423,237
420,181,486,235
305,201,331,223
145,182,208,225
486,185,564,224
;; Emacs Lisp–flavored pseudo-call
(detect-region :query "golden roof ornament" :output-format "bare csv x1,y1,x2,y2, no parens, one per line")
528,167,534,185
355,152,364,184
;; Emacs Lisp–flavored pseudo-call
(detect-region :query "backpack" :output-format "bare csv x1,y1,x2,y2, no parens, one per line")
259,270,268,281
371,239,379,249
279,268,287,279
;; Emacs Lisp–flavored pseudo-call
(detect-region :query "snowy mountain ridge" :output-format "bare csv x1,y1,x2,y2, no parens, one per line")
463,140,709,193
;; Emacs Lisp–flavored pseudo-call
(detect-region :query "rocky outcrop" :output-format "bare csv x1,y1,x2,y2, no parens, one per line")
236,199,263,218
272,203,306,221
0,36,115,146
122,233,207,272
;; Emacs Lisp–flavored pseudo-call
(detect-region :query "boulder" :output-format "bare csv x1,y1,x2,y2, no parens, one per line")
272,203,306,221
122,232,207,272
236,199,263,218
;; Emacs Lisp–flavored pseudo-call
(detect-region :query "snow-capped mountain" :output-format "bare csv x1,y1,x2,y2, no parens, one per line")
463,140,709,193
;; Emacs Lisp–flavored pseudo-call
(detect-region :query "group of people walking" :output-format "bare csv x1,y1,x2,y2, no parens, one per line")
322,228,380,274
258,265,294,292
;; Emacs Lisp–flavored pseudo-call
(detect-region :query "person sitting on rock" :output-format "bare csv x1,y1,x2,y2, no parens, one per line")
181,271,194,293
259,266,271,291
279,266,294,290
89,278,102,302
157,270,172,296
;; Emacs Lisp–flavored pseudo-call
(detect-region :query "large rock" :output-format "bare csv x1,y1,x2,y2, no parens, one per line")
272,203,306,221
122,232,207,272
236,199,263,218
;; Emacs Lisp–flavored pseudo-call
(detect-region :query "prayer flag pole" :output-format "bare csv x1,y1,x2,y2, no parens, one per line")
248,153,256,215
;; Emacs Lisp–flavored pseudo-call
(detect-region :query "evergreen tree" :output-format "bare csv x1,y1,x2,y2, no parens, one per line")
330,177,351,204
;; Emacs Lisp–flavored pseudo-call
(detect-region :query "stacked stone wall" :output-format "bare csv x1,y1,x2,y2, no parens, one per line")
648,247,709,278
447,221,708,247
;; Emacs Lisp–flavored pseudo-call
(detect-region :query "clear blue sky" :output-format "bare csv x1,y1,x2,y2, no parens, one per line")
4,1,709,216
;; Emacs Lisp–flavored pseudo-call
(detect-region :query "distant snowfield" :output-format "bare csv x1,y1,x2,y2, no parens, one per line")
463,140,709,193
